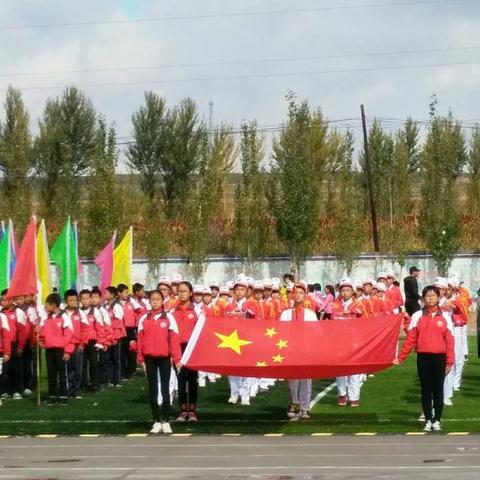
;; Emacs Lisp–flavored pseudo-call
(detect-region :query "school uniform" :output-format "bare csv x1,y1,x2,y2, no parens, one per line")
171,303,201,416
80,306,103,391
280,305,318,412
224,298,253,403
0,308,27,397
95,305,113,386
105,301,125,385
65,308,89,396
40,311,74,401
398,308,455,424
0,313,11,386
137,309,181,423
332,298,365,405
385,284,404,311
120,298,138,379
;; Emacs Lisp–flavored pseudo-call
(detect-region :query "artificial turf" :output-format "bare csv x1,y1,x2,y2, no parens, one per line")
0,337,478,435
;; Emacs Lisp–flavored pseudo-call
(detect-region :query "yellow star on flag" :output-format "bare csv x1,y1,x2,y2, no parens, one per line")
272,354,284,363
276,339,288,350
256,361,267,367
265,327,278,338
215,330,252,355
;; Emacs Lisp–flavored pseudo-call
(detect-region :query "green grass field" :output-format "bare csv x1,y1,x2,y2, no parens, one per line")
1,338,479,435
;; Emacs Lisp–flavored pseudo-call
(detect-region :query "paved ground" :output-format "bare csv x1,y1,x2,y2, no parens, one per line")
1,435,480,479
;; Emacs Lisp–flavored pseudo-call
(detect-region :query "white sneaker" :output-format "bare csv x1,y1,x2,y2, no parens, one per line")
418,412,425,422
13,393,22,400
161,422,172,434
432,421,442,431
150,422,163,434
444,398,453,406
23,389,32,396
198,378,206,387
424,420,433,432
228,394,239,404
240,396,250,406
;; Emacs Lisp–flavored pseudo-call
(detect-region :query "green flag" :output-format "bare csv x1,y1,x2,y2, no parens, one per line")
50,217,78,295
0,223,10,291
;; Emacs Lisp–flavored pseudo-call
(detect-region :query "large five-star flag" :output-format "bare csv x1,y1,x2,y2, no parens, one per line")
181,314,403,379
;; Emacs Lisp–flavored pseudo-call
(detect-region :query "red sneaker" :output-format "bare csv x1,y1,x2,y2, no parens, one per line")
176,411,188,422
350,400,360,408
337,395,347,406
188,411,198,422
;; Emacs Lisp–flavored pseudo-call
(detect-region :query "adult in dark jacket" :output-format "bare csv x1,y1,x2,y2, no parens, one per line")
404,266,422,315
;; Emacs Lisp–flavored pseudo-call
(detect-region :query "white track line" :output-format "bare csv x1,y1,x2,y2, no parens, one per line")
309,382,336,410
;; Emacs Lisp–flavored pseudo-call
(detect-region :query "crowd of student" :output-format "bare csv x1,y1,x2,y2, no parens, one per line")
0,269,473,434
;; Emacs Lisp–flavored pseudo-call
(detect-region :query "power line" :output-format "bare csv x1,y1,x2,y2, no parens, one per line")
0,0,468,30
1,45,478,78
3,59,479,92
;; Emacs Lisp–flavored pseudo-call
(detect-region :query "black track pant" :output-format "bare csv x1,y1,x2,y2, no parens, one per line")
83,340,99,389
45,348,67,399
22,342,33,391
1,342,22,395
417,353,446,422
145,356,171,422
123,327,137,378
177,343,198,411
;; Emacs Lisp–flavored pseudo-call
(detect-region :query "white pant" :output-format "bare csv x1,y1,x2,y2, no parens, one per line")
336,375,363,401
463,324,468,357
229,376,252,398
444,326,465,398
199,371,217,382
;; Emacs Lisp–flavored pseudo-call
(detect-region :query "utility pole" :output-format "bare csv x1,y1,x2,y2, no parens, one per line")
360,104,380,252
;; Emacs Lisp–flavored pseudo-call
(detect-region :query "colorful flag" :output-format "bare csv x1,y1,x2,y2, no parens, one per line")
0,222,11,291
94,232,116,293
73,221,83,277
8,219,17,280
36,219,52,303
49,217,78,295
7,216,38,298
182,314,402,379
111,227,133,290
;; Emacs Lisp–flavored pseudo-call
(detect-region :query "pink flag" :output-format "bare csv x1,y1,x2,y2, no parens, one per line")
94,232,116,293
7,217,37,298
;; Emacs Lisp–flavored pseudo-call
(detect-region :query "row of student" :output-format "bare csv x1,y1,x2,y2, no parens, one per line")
0,271,471,434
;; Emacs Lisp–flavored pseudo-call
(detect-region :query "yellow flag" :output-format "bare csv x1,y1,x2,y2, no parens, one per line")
112,226,133,290
37,219,52,303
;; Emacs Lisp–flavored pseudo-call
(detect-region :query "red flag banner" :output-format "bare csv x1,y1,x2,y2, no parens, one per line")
182,314,403,379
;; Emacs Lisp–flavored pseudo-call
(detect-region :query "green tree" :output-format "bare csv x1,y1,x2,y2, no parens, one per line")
126,92,168,201
467,126,480,216
331,131,364,274
420,97,467,275
0,86,32,228
162,98,207,219
186,126,236,279
83,118,119,255
234,121,268,271
270,94,328,276
35,86,98,223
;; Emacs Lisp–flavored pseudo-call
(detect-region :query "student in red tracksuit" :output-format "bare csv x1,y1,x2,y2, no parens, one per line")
90,287,113,387
395,285,455,432
64,289,88,398
79,289,101,392
118,283,137,379
104,286,125,386
0,289,27,400
137,290,182,434
385,271,404,312
171,281,202,421
40,293,74,405
0,311,11,405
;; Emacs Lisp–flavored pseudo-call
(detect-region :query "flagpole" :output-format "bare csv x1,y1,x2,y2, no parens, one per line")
36,327,41,407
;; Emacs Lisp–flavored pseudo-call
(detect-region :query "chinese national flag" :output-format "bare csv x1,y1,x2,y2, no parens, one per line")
182,314,403,379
